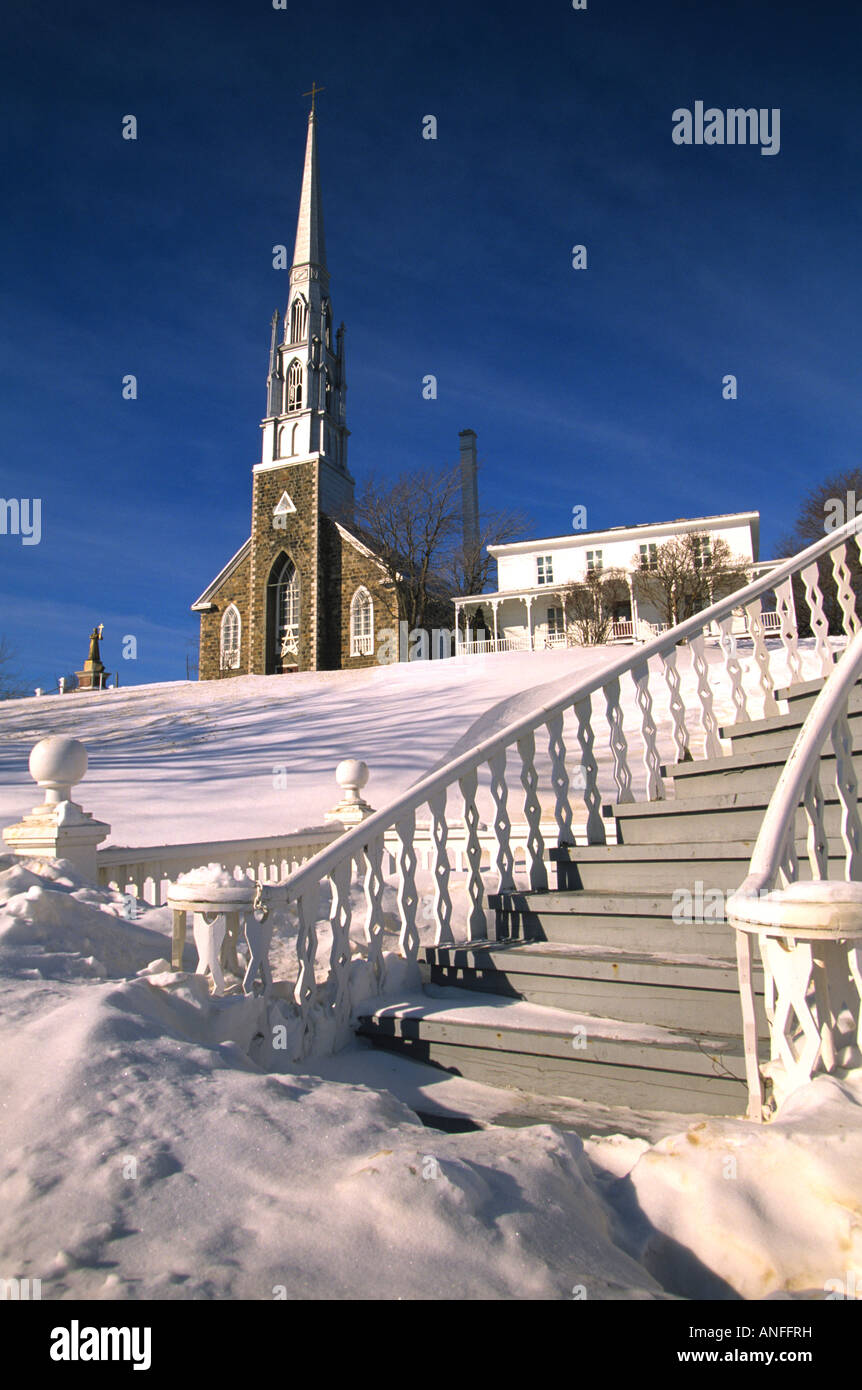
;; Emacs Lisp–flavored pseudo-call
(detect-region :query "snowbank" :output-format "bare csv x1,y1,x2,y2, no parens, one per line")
0,856,861,1301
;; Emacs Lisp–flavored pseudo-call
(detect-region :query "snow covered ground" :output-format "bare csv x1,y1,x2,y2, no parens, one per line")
1,642,861,1300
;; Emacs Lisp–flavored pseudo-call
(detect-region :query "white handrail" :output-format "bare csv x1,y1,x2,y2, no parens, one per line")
248,512,861,1059
270,514,859,905
726,628,862,1118
729,626,862,904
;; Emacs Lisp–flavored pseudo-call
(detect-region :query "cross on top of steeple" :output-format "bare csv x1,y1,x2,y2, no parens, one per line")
302,81,326,114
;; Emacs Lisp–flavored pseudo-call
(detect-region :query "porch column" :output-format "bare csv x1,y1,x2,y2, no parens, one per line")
454,601,462,656
556,590,569,646
628,575,639,637
490,600,500,651
524,595,534,651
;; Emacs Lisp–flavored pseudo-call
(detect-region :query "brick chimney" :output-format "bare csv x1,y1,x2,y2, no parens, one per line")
459,429,479,554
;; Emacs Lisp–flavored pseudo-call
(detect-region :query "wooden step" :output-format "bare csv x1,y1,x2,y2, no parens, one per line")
423,939,766,1035
720,691,862,756
490,887,740,956
661,744,862,801
550,841,753,892
357,988,749,1115
608,788,854,847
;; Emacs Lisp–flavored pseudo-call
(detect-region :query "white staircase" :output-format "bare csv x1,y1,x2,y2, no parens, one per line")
259,515,862,1118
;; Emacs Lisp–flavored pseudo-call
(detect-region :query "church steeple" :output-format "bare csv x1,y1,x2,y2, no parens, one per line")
257,102,352,517
292,107,327,275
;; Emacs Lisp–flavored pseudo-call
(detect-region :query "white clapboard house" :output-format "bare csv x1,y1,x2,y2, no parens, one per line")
454,509,782,653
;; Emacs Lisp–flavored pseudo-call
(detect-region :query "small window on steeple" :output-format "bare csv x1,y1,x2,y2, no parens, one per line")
323,301,333,349
287,360,303,412
289,297,307,343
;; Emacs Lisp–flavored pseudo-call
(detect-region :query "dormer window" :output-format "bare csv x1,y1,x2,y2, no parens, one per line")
537,555,554,585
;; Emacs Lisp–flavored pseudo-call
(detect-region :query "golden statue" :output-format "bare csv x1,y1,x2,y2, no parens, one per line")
86,624,105,667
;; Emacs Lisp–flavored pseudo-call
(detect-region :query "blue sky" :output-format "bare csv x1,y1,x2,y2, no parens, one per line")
1,0,860,689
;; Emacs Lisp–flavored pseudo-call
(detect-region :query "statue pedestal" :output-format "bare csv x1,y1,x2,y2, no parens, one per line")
75,661,107,691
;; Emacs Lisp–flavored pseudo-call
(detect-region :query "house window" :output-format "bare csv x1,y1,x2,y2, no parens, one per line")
639,543,658,571
287,360,303,412
547,606,565,639
586,549,603,573
219,604,241,671
350,587,374,656
289,297,307,343
692,536,711,570
537,555,554,585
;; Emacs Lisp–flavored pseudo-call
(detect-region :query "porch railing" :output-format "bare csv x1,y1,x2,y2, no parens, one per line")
255,513,860,1057
98,827,343,906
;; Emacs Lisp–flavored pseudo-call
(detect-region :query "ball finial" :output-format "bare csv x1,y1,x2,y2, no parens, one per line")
28,736,88,805
335,759,369,801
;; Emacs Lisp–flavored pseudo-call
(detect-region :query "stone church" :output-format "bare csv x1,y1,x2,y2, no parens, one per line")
193,105,405,680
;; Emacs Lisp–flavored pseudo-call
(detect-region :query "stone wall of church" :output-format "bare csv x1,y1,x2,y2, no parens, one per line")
331,522,400,670
198,548,252,682
248,461,319,673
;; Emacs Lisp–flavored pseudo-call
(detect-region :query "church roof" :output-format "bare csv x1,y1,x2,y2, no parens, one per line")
334,521,396,580
191,538,251,610
293,109,326,270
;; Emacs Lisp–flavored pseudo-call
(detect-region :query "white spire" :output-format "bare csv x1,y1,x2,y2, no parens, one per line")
293,108,327,271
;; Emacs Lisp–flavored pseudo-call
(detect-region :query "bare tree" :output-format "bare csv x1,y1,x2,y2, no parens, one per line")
561,568,630,646
0,636,25,700
778,467,862,553
349,466,461,631
351,464,529,633
778,468,862,635
631,533,749,629
448,506,531,598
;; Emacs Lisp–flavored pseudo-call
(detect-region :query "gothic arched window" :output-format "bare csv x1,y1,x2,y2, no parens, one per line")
323,301,332,349
324,369,332,415
350,586,373,657
289,297,307,343
287,360,303,412
220,604,241,671
275,556,300,658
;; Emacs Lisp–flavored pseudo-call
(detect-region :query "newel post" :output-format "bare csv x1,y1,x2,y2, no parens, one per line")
324,759,375,828
2,737,111,882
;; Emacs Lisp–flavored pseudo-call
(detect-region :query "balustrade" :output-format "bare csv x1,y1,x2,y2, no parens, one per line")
10,513,856,1065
